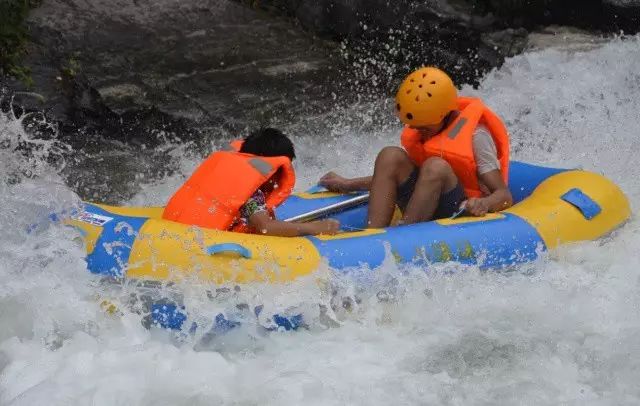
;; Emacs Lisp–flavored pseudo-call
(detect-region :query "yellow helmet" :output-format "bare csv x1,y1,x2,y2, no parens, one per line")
395,67,458,127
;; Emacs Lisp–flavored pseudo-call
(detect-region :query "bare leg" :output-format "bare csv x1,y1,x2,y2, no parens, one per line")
402,157,458,224
367,147,415,228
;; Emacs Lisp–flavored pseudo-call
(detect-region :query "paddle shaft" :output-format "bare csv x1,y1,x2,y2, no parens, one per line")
282,193,370,222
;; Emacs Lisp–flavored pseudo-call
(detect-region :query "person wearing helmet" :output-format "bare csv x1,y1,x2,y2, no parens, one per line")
319,67,513,228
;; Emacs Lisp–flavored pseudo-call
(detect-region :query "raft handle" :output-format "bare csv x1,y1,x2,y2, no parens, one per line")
206,243,252,259
560,188,602,220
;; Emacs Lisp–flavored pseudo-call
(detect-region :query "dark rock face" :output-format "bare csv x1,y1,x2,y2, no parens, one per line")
8,0,341,146
2,0,347,201
255,0,640,35
2,0,638,201
242,0,639,89
294,0,411,38
9,0,639,145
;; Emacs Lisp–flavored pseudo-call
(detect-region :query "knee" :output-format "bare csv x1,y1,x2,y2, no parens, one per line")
418,157,453,182
375,146,410,169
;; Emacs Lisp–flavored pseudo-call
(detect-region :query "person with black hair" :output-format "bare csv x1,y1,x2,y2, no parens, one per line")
163,128,340,236
239,127,296,160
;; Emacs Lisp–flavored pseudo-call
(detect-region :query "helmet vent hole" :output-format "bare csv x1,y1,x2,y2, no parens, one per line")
406,113,413,120
427,92,432,97
406,89,412,94
422,73,427,78
415,95,420,101
418,84,423,88
430,81,436,84
396,103,401,111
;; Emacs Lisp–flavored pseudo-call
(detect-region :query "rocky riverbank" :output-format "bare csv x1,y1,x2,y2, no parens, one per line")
1,0,638,201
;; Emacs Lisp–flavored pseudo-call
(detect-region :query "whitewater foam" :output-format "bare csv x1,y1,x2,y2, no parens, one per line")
1,36,640,405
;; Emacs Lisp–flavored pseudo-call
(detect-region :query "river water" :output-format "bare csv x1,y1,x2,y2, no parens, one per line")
1,35,640,405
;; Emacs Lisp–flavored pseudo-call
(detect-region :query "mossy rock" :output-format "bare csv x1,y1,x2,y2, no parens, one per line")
0,0,42,86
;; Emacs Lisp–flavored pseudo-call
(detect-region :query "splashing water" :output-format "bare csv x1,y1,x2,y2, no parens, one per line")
2,36,640,405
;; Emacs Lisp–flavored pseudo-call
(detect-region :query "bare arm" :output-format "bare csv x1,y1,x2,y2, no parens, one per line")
319,172,373,192
248,211,339,237
465,169,513,216
480,169,513,211
346,176,373,191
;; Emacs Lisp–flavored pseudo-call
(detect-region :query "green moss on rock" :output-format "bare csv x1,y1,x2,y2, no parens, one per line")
0,0,41,86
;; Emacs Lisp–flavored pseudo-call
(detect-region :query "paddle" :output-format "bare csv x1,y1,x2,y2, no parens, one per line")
282,188,469,223
282,191,370,223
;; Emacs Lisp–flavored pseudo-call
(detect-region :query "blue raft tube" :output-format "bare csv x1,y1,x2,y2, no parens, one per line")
63,161,631,332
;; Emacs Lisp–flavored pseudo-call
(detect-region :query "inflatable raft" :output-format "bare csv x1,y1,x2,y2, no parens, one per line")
65,162,630,284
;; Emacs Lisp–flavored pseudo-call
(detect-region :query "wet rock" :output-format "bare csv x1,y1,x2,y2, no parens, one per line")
4,0,639,202
526,26,611,53
15,0,340,146
2,0,347,200
603,0,640,30
604,0,640,7
12,0,639,147
294,0,411,38
244,0,639,89
482,28,530,58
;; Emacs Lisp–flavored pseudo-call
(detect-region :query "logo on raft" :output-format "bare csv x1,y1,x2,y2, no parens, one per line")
72,211,114,227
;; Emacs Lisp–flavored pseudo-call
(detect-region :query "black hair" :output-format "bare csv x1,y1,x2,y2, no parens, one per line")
239,127,296,160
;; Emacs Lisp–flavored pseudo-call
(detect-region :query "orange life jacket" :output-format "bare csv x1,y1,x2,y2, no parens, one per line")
222,139,244,152
162,146,295,232
400,97,510,198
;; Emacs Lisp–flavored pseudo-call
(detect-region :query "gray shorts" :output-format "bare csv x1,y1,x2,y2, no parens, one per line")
396,167,466,220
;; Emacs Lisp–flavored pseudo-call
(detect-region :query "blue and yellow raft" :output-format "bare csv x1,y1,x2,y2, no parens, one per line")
66,162,630,284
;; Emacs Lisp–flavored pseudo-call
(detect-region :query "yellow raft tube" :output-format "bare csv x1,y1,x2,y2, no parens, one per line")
65,162,630,285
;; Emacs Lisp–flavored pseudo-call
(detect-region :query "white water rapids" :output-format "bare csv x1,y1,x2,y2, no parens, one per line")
1,36,640,405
